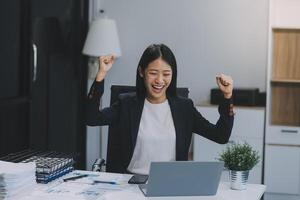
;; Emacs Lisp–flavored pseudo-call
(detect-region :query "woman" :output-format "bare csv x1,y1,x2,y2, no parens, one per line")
86,44,234,175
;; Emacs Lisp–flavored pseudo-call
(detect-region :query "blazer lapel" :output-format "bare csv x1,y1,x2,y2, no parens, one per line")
168,96,182,160
130,96,144,149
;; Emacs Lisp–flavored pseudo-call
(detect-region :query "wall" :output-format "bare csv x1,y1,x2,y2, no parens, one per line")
85,1,100,170
87,0,269,161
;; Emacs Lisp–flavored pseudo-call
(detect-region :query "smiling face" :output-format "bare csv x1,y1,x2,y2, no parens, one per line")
139,58,173,104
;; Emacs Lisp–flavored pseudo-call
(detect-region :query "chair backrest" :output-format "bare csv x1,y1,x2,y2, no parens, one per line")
106,85,189,173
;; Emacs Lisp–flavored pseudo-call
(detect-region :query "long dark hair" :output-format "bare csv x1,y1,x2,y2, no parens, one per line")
136,44,177,98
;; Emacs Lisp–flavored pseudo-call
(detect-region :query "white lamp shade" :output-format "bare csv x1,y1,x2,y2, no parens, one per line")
82,18,121,57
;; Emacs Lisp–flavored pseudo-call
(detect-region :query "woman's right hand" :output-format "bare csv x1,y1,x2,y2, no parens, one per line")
96,55,115,81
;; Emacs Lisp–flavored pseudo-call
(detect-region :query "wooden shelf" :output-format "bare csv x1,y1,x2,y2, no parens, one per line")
272,29,300,80
272,26,300,30
271,84,300,126
271,29,300,126
271,78,300,84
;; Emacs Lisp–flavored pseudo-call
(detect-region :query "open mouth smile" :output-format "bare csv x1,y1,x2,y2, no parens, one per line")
151,84,165,93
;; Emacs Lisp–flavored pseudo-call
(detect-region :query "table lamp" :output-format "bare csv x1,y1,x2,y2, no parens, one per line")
82,17,121,79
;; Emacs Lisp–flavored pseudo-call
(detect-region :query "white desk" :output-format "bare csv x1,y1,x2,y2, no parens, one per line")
19,170,266,200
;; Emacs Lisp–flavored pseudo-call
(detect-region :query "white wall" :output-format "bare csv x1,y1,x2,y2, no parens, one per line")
88,0,269,160
85,2,101,170
86,81,101,170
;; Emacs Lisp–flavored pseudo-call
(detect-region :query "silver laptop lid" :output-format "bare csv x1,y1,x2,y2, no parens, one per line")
143,161,224,197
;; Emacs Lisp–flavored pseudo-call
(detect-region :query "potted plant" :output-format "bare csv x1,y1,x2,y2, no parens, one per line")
219,142,260,190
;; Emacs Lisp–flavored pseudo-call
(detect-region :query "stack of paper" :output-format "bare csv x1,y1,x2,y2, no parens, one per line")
0,160,36,200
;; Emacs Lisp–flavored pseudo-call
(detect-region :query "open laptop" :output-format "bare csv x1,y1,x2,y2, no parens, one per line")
139,161,223,197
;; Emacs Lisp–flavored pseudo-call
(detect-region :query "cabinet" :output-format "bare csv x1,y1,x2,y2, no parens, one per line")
193,105,265,184
264,0,300,199
265,145,300,194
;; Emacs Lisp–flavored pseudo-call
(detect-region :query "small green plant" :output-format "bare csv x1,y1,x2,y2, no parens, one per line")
219,142,260,171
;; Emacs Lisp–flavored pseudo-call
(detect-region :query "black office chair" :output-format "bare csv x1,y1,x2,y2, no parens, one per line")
93,85,189,173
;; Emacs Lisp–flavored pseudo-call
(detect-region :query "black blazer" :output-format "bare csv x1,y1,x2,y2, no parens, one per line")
86,80,234,173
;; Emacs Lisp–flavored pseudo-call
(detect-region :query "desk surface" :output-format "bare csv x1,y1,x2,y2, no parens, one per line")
19,170,266,200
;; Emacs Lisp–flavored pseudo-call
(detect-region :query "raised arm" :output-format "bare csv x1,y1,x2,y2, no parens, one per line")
192,74,234,144
191,98,234,144
86,55,119,126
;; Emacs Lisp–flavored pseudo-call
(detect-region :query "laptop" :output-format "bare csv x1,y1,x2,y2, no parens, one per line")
139,161,223,197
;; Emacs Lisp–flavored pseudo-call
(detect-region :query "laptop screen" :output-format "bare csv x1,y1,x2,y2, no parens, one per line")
140,161,224,197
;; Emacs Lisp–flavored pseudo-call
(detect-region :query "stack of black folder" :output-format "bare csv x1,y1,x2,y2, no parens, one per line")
0,150,74,183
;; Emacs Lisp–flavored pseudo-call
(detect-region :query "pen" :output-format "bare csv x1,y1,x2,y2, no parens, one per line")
63,174,88,182
93,180,118,185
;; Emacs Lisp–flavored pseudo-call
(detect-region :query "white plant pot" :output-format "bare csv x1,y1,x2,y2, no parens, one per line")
229,170,249,190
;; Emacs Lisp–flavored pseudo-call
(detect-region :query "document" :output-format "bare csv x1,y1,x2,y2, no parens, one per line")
0,160,36,200
24,171,134,200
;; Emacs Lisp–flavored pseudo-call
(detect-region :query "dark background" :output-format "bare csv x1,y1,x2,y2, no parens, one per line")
0,0,88,169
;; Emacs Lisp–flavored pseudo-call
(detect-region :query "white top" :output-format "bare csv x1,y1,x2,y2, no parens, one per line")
127,99,176,175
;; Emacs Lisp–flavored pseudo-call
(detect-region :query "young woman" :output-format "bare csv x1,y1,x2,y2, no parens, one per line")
86,44,234,175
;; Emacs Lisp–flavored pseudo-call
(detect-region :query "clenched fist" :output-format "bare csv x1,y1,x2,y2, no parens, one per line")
216,74,233,99
96,55,115,82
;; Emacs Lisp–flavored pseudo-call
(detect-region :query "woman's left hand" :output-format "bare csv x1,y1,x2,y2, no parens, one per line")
216,74,233,99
